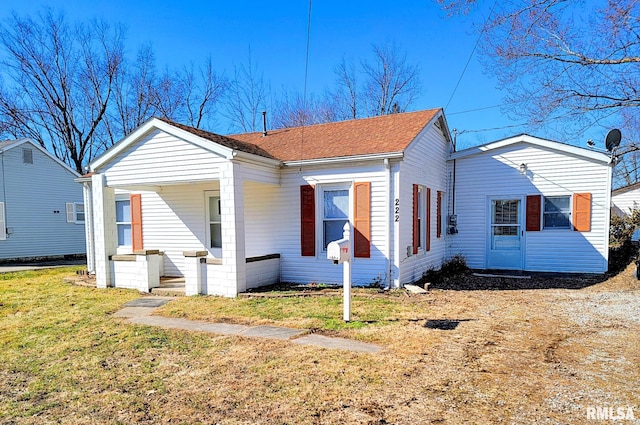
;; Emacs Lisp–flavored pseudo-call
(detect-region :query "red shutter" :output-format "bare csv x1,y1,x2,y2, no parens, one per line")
130,194,143,252
436,191,443,239
526,195,541,231
426,188,431,251
412,184,419,254
573,193,591,232
300,185,316,256
353,182,371,258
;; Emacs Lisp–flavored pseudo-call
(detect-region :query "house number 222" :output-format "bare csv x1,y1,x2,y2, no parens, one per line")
394,199,400,222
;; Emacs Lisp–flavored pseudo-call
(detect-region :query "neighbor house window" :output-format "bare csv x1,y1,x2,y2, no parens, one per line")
115,198,131,246
322,188,349,249
207,195,222,249
66,202,84,224
543,196,571,229
22,148,33,164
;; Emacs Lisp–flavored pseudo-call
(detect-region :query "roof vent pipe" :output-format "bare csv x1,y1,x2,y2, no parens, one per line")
262,111,267,137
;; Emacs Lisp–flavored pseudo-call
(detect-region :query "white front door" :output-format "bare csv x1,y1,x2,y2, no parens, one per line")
487,198,523,270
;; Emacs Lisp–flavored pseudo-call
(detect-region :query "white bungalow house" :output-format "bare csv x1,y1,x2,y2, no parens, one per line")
611,182,640,217
0,139,86,261
79,109,451,296
448,134,612,274
80,112,613,296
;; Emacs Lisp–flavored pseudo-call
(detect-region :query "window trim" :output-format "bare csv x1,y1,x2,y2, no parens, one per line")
66,202,85,224
205,190,222,257
115,196,132,247
22,148,33,164
318,183,351,253
543,195,572,230
416,185,427,252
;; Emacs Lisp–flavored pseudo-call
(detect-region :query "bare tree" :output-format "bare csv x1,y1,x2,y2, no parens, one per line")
107,44,157,141
181,57,227,129
331,57,359,120
271,90,339,128
326,42,421,120
224,53,269,133
361,42,422,116
0,9,124,173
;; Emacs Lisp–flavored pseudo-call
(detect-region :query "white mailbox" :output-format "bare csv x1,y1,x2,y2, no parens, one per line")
327,238,350,264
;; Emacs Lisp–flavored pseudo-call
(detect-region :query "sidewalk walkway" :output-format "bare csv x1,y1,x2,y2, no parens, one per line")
114,297,382,354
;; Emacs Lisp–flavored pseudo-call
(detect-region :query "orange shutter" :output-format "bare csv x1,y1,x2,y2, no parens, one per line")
573,193,591,232
412,184,419,254
426,188,431,251
526,195,541,231
130,194,143,252
300,185,316,256
353,182,371,258
437,191,443,239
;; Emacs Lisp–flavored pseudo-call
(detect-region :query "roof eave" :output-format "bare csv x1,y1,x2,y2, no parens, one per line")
449,135,611,164
91,118,237,171
283,152,404,167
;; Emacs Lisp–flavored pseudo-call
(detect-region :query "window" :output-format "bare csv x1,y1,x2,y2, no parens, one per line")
208,195,222,249
322,188,349,249
22,148,33,164
416,186,426,250
544,196,571,229
115,199,131,246
66,203,85,224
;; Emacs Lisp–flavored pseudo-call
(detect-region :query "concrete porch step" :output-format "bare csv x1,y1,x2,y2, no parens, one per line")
151,277,186,296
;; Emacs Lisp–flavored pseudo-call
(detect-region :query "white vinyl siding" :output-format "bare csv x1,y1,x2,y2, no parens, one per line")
100,129,227,186
611,187,640,217
397,124,450,285
275,163,390,286
449,142,610,273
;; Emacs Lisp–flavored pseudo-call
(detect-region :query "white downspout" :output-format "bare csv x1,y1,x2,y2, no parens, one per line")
384,158,392,289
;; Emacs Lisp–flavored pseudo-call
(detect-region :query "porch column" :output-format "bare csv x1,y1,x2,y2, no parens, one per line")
92,174,117,288
220,162,246,296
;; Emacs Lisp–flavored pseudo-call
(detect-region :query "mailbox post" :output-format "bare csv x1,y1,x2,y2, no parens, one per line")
327,223,352,321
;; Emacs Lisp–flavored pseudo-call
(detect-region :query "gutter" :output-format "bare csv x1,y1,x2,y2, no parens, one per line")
283,152,404,168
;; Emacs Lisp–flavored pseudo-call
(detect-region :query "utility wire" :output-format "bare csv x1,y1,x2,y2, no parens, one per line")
300,0,312,162
445,1,497,110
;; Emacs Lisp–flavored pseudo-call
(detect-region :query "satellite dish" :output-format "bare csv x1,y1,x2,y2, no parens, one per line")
605,129,622,151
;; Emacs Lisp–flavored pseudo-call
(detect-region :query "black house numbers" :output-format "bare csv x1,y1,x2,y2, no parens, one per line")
395,198,400,222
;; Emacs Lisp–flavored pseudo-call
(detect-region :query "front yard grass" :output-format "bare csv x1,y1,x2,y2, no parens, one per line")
1,266,639,424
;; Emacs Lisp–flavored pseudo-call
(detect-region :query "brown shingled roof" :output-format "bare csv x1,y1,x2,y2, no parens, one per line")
231,109,441,162
156,117,278,160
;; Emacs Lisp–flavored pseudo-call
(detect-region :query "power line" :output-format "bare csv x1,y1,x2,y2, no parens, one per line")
445,1,497,110
300,0,312,162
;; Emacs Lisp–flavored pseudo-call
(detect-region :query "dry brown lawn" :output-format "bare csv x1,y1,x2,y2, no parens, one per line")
1,265,639,424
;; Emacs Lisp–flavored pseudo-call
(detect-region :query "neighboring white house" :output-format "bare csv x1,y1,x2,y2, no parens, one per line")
0,139,86,261
611,182,640,217
80,113,613,296
448,134,612,274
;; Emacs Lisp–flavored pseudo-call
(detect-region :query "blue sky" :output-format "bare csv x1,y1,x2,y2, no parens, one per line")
0,0,609,150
